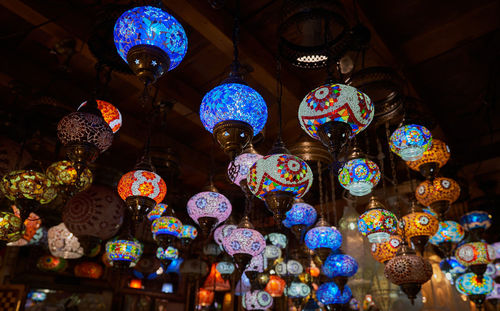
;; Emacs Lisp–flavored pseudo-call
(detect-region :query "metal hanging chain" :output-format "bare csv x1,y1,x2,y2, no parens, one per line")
317,161,325,219
376,131,387,199
385,122,400,216
329,167,337,226
230,0,241,74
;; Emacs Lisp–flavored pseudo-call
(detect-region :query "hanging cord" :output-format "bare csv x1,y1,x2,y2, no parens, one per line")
329,167,337,226
317,161,324,219
229,0,241,76
385,122,400,217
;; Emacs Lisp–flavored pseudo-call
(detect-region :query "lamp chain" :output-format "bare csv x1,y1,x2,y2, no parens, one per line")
329,167,337,226
317,161,324,219
276,58,283,138
385,122,400,216
230,0,240,74
376,131,387,198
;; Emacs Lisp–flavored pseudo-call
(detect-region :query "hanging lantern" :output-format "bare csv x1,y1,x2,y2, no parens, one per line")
197,288,215,308
316,282,352,310
151,208,183,248
216,258,235,281
456,273,494,309
322,254,358,292
228,149,263,187
46,160,93,194
286,281,311,298
415,177,460,218
200,83,267,159
265,232,287,249
405,139,450,179
214,223,237,250
305,218,342,263
358,196,397,243
283,201,317,240
37,255,67,272
384,243,433,304
0,211,23,243
242,290,274,310
48,223,84,259
371,235,402,264
187,191,232,236
180,224,198,247
338,157,380,197
8,206,41,246
429,221,464,257
156,246,179,267
247,154,313,224
276,260,304,282
399,205,439,255
389,124,432,161
298,83,374,157
439,257,466,283
74,262,103,279
203,263,231,292
455,241,495,279
105,237,143,269
265,275,286,297
263,245,281,264
78,100,122,133
459,211,492,239
147,203,167,221
114,6,188,83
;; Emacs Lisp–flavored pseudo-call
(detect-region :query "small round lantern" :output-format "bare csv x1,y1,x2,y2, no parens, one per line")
322,254,358,291
282,201,317,240
415,177,460,218
151,214,182,247
214,223,236,249
203,263,231,292
46,160,93,193
389,124,432,161
187,191,232,236
147,203,167,221
74,262,103,279
156,246,179,267
371,235,402,264
265,232,287,249
455,242,495,278
222,223,266,274
106,237,143,269
180,224,198,247
316,282,352,309
440,257,466,282
79,100,122,133
228,152,263,187
286,282,311,299
358,196,397,243
242,290,274,310
399,210,439,255
265,275,286,297
216,260,235,280
8,206,41,246
197,288,215,307
305,218,342,263
405,139,450,179
429,221,464,257
338,158,380,197
460,211,492,239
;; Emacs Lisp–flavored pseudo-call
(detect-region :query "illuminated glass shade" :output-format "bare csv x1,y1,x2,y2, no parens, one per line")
429,221,465,245
187,192,232,226
203,263,230,291
147,203,167,221
339,158,380,196
0,211,23,242
48,223,84,259
214,224,236,248
400,212,439,239
358,209,397,243
371,235,402,263
440,257,466,279
316,282,352,305
222,228,266,257
242,290,273,310
74,262,103,279
265,275,286,297
200,83,267,134
415,177,460,206
282,202,317,228
37,255,67,272
114,6,187,70
106,238,143,267
117,170,166,203
276,260,304,276
57,112,113,153
247,154,313,199
152,216,182,239
197,288,215,307
406,139,450,171
181,225,198,240
156,246,179,260
46,160,92,191
389,124,432,161
305,225,342,251
298,83,374,139
460,211,492,231
263,245,282,261
216,261,235,275
286,282,311,298
265,232,287,249
455,242,495,266
245,254,265,272
79,100,122,133
456,273,493,295
322,254,358,278
228,153,263,186
1,170,57,204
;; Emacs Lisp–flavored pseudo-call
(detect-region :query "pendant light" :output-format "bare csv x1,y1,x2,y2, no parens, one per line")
415,177,460,219
429,220,464,258
282,200,317,241
358,196,397,243
338,144,380,197
405,139,450,179
151,205,183,248
398,199,439,255
389,124,432,161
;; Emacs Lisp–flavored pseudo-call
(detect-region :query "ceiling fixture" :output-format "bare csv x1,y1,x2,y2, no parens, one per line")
358,196,397,243
106,236,143,270
415,177,460,219
338,146,380,197
46,160,93,195
370,235,402,264
79,100,122,134
305,218,342,263
282,201,317,240
187,191,232,236
398,200,439,255
405,139,450,179
151,206,183,248
389,124,432,161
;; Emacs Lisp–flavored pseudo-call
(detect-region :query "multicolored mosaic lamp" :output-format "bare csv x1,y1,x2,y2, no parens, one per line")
405,139,450,179
286,281,311,299
429,221,464,257
0,211,23,243
180,224,198,247
389,124,432,161
456,273,494,308
227,149,263,188
156,246,179,267
151,210,183,248
460,211,492,239
316,282,352,310
114,5,188,83
147,203,167,222
358,196,397,243
440,257,466,284
298,83,374,158
48,223,84,259
46,160,93,194
305,218,342,263
242,290,274,310
276,260,304,282
78,100,122,133
415,177,460,218
338,157,380,197
399,202,439,255
247,154,313,224
282,201,317,240
106,237,143,269
187,191,232,236
322,253,358,292
371,235,402,264
455,241,495,279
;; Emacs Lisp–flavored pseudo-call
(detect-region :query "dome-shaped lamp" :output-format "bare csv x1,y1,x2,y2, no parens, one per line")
265,275,286,297
151,205,182,247
389,124,432,161
316,282,352,311
147,203,167,222
358,196,397,243
455,242,495,280
78,100,122,133
456,273,494,309
228,148,263,188
460,211,492,240
180,224,198,247
338,157,380,197
406,139,450,179
114,6,187,83
429,221,465,257
187,191,232,236
322,253,358,292
384,243,433,304
439,257,466,283
46,160,93,194
298,83,374,158
371,235,402,264
283,201,317,240
242,290,274,310
305,218,342,264
415,177,460,218
0,211,23,243
399,201,439,255
247,154,313,224
105,237,143,270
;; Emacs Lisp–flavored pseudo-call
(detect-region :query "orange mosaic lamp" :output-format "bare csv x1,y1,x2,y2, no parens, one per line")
415,177,460,218
203,263,231,292
8,205,41,246
46,160,93,193
371,235,403,264
79,100,122,133
74,262,104,279
399,203,439,255
197,288,215,307
406,139,450,179
265,275,286,297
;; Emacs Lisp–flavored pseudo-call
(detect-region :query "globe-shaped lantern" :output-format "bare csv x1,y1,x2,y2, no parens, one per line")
180,224,198,247
276,260,304,282
265,232,287,249
389,124,432,161
216,259,235,281
455,242,495,279
440,257,466,283
415,177,460,218
74,262,104,279
48,223,84,259
228,150,263,187
242,290,274,310
371,235,402,264
156,246,179,267
147,203,167,221
187,191,232,236
214,223,237,250
456,273,494,308
117,169,166,221
384,244,433,303
46,160,93,194
322,254,358,292
79,100,122,133
152,213,182,247
358,196,397,243
406,139,450,179
298,83,374,157
200,83,267,158
37,255,67,272
114,6,188,83
429,221,464,257
316,282,352,310
263,245,282,266
305,218,342,263
286,281,311,299
106,237,143,269
247,154,313,224
0,211,23,243
338,158,380,197
399,207,439,255
283,201,317,240
265,275,286,297
460,211,492,239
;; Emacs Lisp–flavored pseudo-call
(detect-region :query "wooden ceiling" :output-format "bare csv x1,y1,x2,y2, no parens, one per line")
0,0,499,222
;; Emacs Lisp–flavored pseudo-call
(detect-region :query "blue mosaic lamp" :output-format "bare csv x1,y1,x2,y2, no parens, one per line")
456,272,494,308
460,211,492,239
282,201,317,240
389,124,432,161
322,254,358,285
114,6,188,83
338,157,380,197
305,218,342,263
429,221,465,257
316,282,352,310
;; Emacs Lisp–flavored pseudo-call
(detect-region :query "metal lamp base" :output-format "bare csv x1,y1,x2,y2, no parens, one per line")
264,191,295,227
64,142,99,177
126,44,170,84
125,196,157,222
410,235,429,256
233,253,252,275
198,216,218,236
430,200,450,219
419,162,440,180
317,121,352,160
213,120,253,159
400,283,422,305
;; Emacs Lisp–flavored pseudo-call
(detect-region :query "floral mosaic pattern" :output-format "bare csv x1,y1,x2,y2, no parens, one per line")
181,225,198,240
338,158,380,196
222,228,265,257
276,260,303,277
57,112,113,153
389,124,432,161
400,211,439,240
265,232,287,249
456,273,494,295
322,254,358,278
152,216,182,239
358,208,397,243
455,242,495,266
106,238,143,265
147,203,168,221
227,153,263,186
0,211,23,242
79,100,122,133
214,224,236,248
117,170,166,203
286,282,310,298
1,170,57,204
46,160,92,191
242,290,273,310
415,177,460,207
187,191,232,226
429,221,464,245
